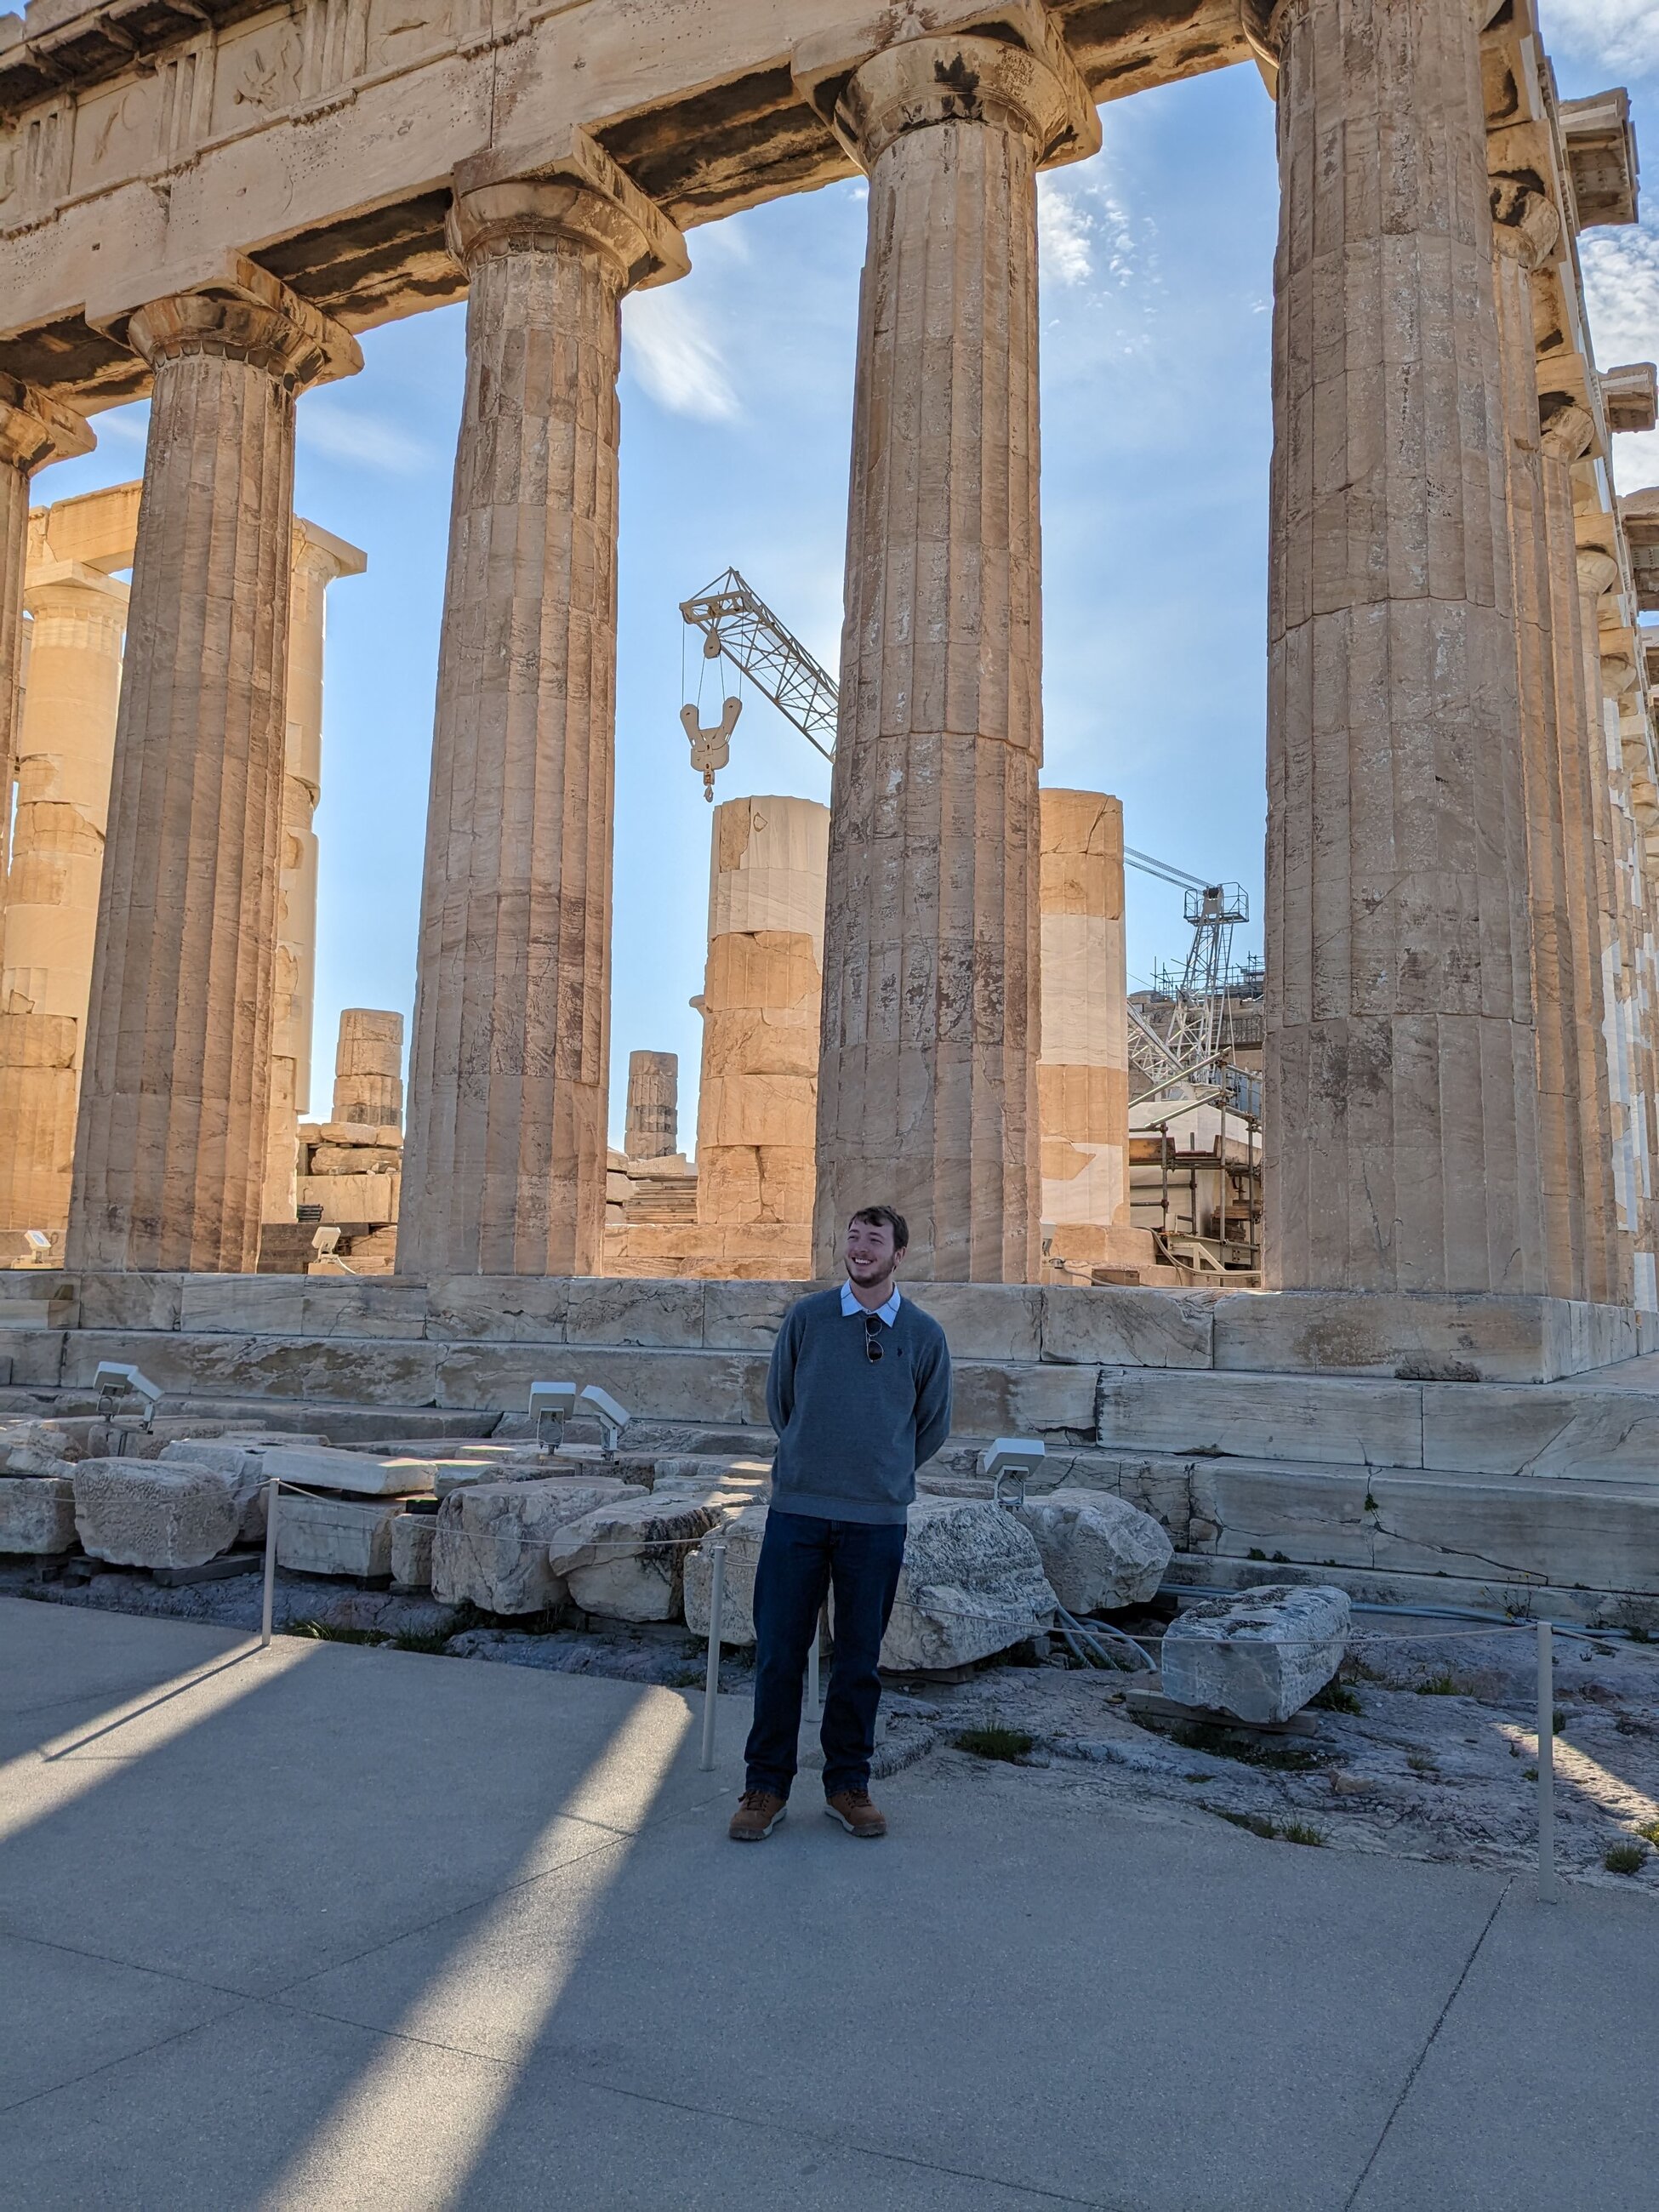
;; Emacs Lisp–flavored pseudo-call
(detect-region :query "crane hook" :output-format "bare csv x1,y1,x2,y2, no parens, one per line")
681,695,742,801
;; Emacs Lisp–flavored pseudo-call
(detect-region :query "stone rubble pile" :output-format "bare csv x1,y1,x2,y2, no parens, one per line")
0,1411,1188,1673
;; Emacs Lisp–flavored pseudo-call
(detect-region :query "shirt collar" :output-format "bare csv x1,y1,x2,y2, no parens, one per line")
841,1279,902,1326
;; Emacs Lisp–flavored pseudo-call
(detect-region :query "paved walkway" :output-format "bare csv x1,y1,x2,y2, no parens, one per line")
3,1593,1654,2210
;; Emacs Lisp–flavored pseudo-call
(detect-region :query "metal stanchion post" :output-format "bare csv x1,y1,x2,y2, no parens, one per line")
1537,1621,1558,1903
699,1538,727,1771
261,1478,280,1650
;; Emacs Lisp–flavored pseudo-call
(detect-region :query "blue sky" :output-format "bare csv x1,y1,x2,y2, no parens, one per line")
37,16,1659,1148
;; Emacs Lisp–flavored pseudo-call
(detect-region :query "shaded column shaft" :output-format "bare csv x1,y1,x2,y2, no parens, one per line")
1262,0,1541,1293
0,568,128,1238
625,1051,678,1160
333,1007,404,1126
813,37,1070,1282
1488,192,1588,1298
397,174,681,1278
1537,424,1621,1302
68,284,359,1272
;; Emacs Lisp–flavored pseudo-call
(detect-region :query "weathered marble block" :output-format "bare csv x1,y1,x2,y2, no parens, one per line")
549,1492,724,1622
683,1499,770,1645
276,1493,406,1579
390,1513,436,1591
432,1479,628,1616
0,1421,83,1475
1012,1490,1172,1612
0,1473,77,1554
260,1444,436,1497
875,1501,1057,1674
159,1439,270,1539
1160,1584,1350,1723
73,1460,242,1569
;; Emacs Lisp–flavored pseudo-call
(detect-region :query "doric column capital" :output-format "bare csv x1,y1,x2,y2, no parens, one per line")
289,516,367,591
1576,545,1621,600
1490,175,1561,270
1538,391,1596,462
448,128,687,294
795,12,1098,173
1247,0,1496,62
121,260,362,395
21,558,130,624
0,374,94,476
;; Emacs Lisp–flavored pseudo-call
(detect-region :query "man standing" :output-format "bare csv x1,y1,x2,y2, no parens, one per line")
729,1205,952,1843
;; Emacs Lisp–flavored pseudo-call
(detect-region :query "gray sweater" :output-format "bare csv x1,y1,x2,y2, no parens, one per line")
765,1289,953,1525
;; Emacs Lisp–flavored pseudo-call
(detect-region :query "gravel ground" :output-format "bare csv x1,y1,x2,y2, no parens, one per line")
12,1561,1659,1886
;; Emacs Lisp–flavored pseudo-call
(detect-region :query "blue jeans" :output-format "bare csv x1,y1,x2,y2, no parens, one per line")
744,1509,907,1799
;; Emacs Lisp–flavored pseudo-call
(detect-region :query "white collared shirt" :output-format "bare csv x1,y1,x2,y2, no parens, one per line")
841,1279,902,1326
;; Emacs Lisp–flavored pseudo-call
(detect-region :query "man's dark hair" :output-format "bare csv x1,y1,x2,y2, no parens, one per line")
849,1204,909,1251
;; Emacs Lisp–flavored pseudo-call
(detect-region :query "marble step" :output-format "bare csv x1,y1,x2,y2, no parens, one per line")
1081,1447,1659,1597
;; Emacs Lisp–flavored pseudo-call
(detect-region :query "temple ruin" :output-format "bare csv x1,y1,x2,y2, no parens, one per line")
3,0,1659,1619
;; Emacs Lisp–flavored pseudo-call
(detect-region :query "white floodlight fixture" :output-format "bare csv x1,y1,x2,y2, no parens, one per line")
527,1381,579,1453
978,1436,1046,1506
311,1225,341,1256
93,1360,163,1431
579,1383,630,1457
23,1229,51,1252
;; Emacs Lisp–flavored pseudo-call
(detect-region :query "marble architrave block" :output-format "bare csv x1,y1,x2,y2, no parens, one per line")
276,1492,405,1578
72,1459,243,1568
1096,1368,1426,1469
1160,1584,1349,1724
259,1443,435,1497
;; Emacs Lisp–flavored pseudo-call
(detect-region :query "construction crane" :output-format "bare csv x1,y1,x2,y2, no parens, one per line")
678,567,1253,1109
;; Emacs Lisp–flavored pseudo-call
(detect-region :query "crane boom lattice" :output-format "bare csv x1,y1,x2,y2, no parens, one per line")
679,568,838,761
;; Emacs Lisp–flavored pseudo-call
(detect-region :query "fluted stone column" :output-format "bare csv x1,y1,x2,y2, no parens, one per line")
1538,399,1621,1302
263,521,366,1220
0,564,128,1241
1037,790,1150,1274
1574,544,1643,1300
696,795,829,1245
0,378,94,909
624,1052,678,1160
807,32,1097,1282
67,276,360,1272
1487,179,1590,1298
397,164,687,1277
1259,0,1542,1293
333,1008,404,1128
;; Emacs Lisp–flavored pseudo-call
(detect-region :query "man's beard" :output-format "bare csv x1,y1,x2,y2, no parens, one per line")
847,1260,892,1286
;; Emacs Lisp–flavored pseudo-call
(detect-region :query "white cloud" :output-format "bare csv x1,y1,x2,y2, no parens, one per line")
1581,223,1659,487
1038,178,1093,286
94,405,148,443
298,396,433,474
1582,225,1659,364
623,288,741,422
1538,0,1659,72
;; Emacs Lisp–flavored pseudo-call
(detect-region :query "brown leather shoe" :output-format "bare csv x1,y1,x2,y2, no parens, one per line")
824,1788,887,1839
728,1790,788,1842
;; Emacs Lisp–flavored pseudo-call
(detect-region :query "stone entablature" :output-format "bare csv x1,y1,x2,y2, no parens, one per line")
0,0,1249,409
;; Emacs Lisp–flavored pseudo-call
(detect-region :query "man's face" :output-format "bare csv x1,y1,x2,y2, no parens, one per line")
845,1216,901,1285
